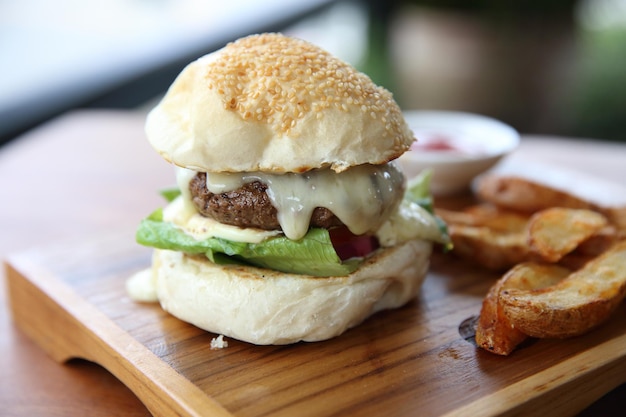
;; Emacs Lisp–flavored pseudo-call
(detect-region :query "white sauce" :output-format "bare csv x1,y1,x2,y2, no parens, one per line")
163,196,281,243
200,163,405,240
126,268,158,302
376,200,446,247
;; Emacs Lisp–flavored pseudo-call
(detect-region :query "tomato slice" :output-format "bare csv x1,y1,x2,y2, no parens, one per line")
329,227,379,261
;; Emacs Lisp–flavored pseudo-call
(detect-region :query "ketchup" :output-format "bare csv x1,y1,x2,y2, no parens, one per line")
410,132,483,155
414,136,458,151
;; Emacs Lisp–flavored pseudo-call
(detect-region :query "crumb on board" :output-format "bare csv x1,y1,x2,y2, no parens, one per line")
210,334,229,350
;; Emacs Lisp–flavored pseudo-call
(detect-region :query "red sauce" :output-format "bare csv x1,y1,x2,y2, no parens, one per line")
410,132,483,155
414,136,459,151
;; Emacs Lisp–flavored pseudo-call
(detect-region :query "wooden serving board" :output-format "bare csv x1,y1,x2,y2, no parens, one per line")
6,231,626,417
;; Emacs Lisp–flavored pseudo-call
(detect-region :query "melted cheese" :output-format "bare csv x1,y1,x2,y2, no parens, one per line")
171,165,445,245
376,200,445,247
202,163,405,240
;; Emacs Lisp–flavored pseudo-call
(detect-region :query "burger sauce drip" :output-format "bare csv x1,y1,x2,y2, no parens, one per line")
200,163,405,241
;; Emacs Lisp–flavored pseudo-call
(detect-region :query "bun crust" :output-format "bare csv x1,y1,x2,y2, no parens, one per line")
145,33,414,173
152,239,432,345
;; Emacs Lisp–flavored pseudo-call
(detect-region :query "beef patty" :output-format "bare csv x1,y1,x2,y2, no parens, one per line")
189,172,343,231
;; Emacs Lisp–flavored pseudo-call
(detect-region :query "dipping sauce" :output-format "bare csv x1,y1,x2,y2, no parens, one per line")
398,110,520,195
410,131,488,157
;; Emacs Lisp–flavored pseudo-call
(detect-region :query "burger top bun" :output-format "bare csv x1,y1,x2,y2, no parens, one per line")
145,33,414,174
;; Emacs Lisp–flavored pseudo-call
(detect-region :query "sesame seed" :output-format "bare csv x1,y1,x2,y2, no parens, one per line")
202,33,407,138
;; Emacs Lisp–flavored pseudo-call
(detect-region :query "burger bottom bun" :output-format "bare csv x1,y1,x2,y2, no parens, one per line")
152,239,432,345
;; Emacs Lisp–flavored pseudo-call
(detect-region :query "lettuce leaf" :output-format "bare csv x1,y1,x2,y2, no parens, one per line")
159,187,182,202
405,170,435,211
405,170,451,249
136,208,359,277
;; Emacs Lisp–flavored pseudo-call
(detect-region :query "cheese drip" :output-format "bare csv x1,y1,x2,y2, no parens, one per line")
201,163,405,240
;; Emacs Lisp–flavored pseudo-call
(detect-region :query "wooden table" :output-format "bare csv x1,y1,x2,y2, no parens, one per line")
1,110,624,416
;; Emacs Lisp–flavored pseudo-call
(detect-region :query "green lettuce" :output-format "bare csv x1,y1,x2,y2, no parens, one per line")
405,170,451,248
136,208,359,277
159,187,182,203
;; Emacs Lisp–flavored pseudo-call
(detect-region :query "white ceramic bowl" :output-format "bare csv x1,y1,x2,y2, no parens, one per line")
398,110,520,195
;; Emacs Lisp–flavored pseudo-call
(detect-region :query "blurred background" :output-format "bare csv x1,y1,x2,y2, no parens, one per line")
1,0,625,145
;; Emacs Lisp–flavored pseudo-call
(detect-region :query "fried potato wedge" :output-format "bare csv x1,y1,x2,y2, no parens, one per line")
475,279,527,356
527,208,609,263
572,225,619,256
476,174,626,233
464,172,626,355
476,175,593,213
605,207,626,233
437,204,528,232
476,262,570,355
446,225,528,270
440,204,618,270
501,240,626,339
437,204,531,270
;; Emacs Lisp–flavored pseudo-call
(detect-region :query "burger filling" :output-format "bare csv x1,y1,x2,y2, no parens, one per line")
189,175,344,233
136,167,449,277
184,163,406,241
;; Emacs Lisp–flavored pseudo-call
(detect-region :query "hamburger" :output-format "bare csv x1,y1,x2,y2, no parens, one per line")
129,33,449,345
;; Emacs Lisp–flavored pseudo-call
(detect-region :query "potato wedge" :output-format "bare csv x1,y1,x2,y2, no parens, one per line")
464,204,528,232
476,175,592,213
527,208,609,263
501,240,626,339
535,225,618,270
475,279,527,356
437,204,528,232
476,174,626,233
476,262,570,355
574,225,620,257
447,225,528,270
605,206,626,232
438,204,531,270
441,203,619,270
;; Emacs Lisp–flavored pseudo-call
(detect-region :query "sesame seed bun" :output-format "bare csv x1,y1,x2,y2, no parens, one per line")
145,33,414,173
151,239,432,345
131,33,441,346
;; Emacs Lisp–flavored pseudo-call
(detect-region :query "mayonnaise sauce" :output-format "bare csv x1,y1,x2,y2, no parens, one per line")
163,195,281,243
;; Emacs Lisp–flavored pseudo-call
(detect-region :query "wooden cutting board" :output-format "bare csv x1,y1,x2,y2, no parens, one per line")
6,230,626,417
